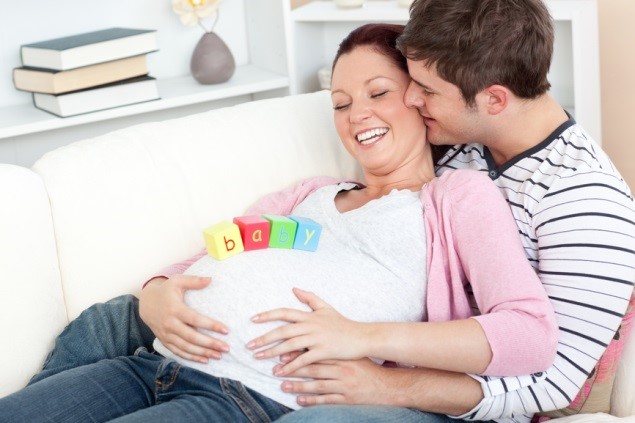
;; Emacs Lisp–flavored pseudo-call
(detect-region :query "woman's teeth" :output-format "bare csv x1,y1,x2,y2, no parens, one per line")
356,128,388,145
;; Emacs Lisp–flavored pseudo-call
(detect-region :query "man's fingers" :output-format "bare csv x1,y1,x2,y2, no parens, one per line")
281,378,343,395
298,394,345,406
276,362,338,379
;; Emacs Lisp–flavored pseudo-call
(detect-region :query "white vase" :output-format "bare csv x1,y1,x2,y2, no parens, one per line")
190,32,236,85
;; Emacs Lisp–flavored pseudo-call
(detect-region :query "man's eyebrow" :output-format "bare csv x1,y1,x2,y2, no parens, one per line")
411,77,433,90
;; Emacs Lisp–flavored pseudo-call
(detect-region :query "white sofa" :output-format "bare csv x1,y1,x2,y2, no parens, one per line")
1,91,633,422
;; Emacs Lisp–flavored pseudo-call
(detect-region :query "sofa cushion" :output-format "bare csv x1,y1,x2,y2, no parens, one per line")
0,165,67,396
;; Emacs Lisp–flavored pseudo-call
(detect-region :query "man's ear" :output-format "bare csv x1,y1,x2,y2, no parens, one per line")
481,85,508,115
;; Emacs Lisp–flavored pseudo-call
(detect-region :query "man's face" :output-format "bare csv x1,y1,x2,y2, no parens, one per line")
404,58,483,146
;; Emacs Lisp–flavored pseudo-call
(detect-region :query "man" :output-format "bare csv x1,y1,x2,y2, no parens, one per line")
273,0,635,421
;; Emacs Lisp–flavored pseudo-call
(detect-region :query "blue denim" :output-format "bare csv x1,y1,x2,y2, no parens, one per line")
4,350,290,423
29,294,154,385
276,405,458,423
29,294,476,423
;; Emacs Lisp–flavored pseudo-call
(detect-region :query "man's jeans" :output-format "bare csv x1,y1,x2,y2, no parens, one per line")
27,294,462,423
4,349,290,423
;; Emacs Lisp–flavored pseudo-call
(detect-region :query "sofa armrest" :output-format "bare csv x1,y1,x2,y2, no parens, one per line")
0,164,67,397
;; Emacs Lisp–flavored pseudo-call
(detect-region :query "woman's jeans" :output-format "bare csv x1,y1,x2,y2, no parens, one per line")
23,294,460,423
4,349,291,423
28,294,155,385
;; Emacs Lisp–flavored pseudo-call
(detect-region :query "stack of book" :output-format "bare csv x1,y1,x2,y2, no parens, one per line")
13,27,161,118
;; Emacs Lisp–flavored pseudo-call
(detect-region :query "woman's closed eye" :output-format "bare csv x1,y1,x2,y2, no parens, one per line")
370,90,388,99
333,103,350,111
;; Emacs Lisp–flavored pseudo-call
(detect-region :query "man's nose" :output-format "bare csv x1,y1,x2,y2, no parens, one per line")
404,81,424,108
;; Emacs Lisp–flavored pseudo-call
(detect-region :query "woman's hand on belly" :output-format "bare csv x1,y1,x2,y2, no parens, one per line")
247,288,369,375
140,274,230,363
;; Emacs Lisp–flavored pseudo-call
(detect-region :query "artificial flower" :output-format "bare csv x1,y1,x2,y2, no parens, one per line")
172,0,222,29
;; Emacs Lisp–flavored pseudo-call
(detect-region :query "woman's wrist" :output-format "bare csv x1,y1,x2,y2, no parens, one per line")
142,276,168,290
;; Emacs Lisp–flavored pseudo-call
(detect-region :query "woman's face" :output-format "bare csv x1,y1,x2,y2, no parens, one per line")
331,46,427,175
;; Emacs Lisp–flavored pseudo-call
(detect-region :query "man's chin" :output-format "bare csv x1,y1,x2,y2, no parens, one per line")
427,137,455,146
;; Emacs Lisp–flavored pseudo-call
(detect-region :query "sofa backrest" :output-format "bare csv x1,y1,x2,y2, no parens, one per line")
32,91,358,320
0,164,67,396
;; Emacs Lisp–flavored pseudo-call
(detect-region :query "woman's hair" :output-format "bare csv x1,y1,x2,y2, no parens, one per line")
397,0,554,106
332,23,451,164
332,23,408,74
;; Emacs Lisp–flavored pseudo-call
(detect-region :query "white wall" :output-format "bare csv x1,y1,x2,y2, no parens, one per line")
0,0,249,109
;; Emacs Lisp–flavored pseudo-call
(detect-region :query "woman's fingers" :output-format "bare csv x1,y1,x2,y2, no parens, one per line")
251,307,308,324
140,274,231,361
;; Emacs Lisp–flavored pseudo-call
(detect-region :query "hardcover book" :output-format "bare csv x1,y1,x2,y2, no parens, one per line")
33,75,160,118
13,55,149,95
20,27,158,71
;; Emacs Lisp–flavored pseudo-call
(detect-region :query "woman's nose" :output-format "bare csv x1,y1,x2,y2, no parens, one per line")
350,102,372,123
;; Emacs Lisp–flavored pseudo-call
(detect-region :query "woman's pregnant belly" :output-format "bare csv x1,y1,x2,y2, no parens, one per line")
156,233,425,409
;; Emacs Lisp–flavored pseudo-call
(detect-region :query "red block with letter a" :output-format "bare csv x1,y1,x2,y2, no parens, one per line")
233,215,271,251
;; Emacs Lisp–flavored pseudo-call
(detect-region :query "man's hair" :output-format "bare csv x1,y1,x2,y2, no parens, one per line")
397,0,554,106
332,23,451,163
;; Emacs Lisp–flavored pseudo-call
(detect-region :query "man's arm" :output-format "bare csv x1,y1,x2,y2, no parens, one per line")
282,170,635,420
458,170,635,420
279,358,484,417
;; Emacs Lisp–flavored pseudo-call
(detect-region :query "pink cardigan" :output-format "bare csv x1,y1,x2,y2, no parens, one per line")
156,169,558,376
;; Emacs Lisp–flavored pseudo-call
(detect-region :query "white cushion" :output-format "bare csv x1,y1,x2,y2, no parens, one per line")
32,91,358,320
0,164,66,396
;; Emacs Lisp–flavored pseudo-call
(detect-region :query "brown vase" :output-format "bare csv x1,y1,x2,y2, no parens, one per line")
190,32,236,85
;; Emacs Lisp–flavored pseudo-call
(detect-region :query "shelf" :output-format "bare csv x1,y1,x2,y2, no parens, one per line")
291,0,576,23
0,64,289,140
292,0,409,22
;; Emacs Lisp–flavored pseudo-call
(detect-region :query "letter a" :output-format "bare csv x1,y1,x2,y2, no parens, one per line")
252,229,262,243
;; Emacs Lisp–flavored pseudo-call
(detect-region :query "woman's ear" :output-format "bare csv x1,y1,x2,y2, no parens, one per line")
481,85,508,115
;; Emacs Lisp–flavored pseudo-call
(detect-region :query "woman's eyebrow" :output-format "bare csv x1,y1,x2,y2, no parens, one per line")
331,75,399,95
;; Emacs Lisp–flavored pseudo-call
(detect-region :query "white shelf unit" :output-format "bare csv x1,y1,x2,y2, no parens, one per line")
287,0,602,143
0,66,288,140
0,0,292,166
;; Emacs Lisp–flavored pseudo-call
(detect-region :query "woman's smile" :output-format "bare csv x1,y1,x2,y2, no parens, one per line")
355,127,389,145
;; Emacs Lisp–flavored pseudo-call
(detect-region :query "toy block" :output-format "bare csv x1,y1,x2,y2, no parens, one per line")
289,216,322,251
203,220,244,260
262,214,297,249
233,215,270,251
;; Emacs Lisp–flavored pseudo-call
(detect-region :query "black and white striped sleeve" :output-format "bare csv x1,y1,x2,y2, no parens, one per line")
455,170,635,422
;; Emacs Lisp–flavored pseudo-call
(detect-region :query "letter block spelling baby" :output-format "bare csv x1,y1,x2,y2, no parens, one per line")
203,215,322,260
203,220,245,260
233,215,271,251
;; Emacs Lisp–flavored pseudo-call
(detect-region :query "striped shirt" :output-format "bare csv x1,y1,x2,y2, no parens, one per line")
437,117,635,422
